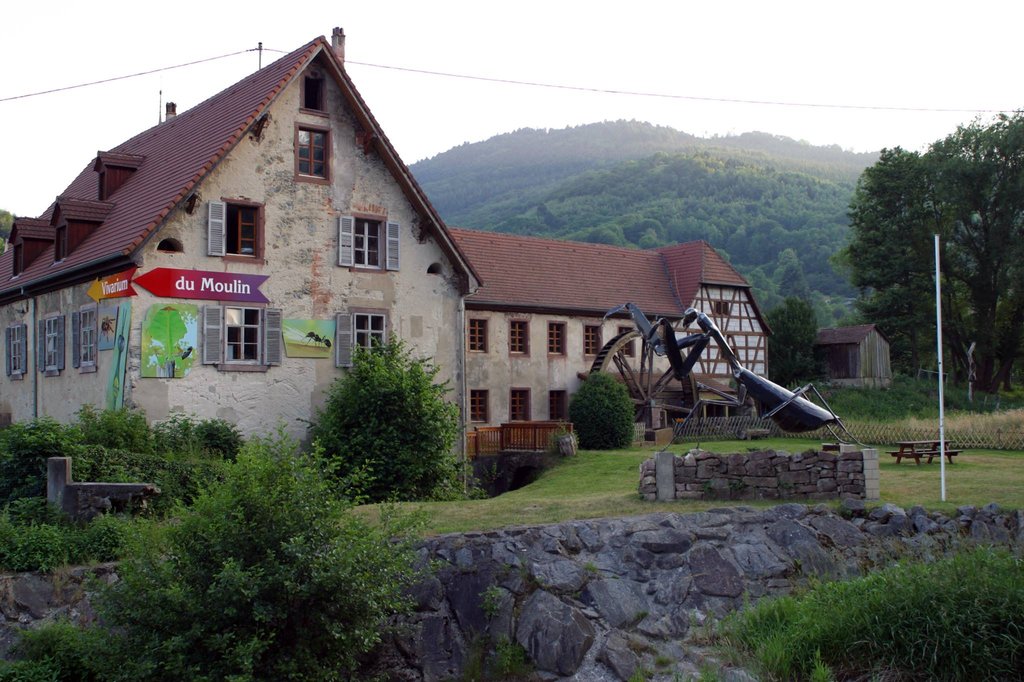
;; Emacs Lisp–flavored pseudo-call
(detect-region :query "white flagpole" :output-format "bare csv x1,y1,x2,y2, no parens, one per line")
934,234,947,501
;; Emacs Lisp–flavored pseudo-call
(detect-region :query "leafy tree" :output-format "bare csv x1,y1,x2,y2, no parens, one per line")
845,114,1024,390
0,209,12,239
310,338,461,502
89,434,423,681
766,297,822,387
842,147,938,374
774,248,811,301
568,372,635,449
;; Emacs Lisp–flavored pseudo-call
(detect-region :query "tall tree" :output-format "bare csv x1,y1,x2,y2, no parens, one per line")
766,297,821,387
844,147,939,373
844,114,1024,391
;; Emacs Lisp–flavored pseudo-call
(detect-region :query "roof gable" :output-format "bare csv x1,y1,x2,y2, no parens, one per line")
816,324,887,346
0,32,477,299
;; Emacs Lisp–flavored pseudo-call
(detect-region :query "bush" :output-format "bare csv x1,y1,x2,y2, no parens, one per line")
568,372,635,449
151,413,244,461
90,432,423,680
723,547,1024,681
73,446,227,516
0,418,81,504
75,406,153,454
310,339,461,502
0,509,131,572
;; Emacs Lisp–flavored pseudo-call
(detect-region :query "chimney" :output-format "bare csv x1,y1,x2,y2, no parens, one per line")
332,27,345,64
165,102,177,121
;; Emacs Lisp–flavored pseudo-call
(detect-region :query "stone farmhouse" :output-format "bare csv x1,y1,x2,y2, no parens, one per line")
0,30,479,438
450,229,769,428
0,29,769,441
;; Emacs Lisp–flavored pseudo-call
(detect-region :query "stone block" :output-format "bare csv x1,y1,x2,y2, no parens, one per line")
655,450,676,502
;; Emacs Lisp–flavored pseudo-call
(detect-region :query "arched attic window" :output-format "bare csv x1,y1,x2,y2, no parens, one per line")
157,238,183,253
427,262,443,275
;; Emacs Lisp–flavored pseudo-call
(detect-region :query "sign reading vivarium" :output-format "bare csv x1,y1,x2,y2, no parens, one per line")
134,268,269,303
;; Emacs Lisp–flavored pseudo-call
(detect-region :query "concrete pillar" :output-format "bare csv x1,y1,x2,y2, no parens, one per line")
655,450,676,502
861,448,880,501
47,457,71,509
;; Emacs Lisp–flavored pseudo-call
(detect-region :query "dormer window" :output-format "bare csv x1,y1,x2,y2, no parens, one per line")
12,243,23,276
54,226,68,262
302,73,325,112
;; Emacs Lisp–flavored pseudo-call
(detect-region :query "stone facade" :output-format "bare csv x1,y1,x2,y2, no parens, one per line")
0,36,476,440
639,445,881,502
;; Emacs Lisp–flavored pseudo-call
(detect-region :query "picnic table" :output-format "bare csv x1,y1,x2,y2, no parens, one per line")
888,440,960,465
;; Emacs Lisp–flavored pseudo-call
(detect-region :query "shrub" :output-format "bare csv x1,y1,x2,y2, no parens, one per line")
0,509,131,572
75,406,153,454
151,413,244,461
568,372,635,449
0,418,81,504
310,339,461,502
91,432,423,680
73,446,227,516
723,547,1024,681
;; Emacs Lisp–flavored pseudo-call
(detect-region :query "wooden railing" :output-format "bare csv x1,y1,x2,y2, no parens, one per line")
467,421,572,459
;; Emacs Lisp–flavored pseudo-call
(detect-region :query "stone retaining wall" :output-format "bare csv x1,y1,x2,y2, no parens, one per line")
4,502,1017,681
639,445,880,502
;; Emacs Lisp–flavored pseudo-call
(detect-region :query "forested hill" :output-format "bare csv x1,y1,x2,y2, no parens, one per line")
411,121,878,317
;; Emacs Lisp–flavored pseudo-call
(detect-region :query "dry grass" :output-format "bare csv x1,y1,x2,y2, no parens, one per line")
901,407,1024,433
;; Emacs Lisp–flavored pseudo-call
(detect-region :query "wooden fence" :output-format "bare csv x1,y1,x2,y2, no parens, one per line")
663,416,1024,450
466,421,573,459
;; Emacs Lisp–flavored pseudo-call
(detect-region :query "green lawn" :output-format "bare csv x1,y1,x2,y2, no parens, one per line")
368,438,1024,536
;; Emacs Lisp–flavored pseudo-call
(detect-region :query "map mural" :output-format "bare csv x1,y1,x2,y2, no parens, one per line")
141,304,198,378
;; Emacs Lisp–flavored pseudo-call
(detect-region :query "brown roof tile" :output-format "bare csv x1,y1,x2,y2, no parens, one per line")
9,218,52,243
0,34,477,298
55,197,114,223
450,229,761,319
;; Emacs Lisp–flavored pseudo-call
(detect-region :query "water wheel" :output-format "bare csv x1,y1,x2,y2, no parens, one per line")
588,329,689,429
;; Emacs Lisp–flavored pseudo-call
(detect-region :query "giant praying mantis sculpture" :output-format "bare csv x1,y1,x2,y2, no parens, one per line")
604,303,853,443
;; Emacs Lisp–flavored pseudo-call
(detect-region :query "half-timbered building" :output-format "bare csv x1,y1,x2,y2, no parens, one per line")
449,229,769,428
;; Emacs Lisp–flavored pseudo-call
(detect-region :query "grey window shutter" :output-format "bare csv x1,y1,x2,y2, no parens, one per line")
18,325,27,374
4,327,10,377
55,316,65,371
71,312,81,368
335,312,353,367
37,320,44,373
263,308,283,365
202,305,223,364
338,216,354,266
386,221,401,271
208,201,227,256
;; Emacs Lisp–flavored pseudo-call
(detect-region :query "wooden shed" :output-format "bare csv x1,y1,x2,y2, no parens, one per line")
815,324,892,388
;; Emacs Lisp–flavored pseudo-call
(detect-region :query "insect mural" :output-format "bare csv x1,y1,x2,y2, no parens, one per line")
97,304,120,351
283,319,336,359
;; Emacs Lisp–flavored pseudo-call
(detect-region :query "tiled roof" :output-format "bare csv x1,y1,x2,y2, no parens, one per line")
9,218,52,243
56,197,115,223
816,324,887,346
0,34,477,298
449,229,754,319
656,240,749,302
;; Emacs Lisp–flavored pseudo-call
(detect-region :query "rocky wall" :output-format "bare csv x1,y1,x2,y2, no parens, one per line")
639,446,880,503
2,503,1020,681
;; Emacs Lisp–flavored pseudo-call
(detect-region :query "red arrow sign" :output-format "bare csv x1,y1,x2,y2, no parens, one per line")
134,268,269,303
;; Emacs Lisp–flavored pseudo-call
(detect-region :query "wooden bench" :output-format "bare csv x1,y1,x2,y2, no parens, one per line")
887,444,960,465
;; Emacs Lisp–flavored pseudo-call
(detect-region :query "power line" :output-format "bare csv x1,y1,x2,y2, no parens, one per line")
346,60,1012,116
1,45,1012,118
0,48,258,103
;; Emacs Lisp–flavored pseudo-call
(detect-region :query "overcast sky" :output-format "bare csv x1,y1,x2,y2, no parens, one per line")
2,0,1019,218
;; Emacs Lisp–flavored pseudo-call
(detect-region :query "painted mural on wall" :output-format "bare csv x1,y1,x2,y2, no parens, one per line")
97,304,119,351
105,300,131,410
141,304,198,378
283,319,335,359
